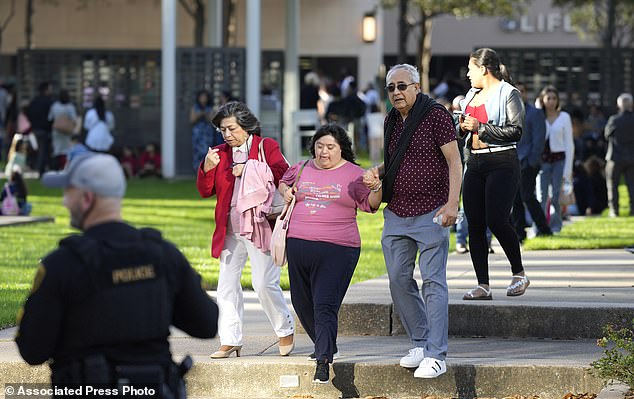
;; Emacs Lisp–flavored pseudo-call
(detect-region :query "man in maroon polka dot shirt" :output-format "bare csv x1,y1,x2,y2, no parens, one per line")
363,64,462,379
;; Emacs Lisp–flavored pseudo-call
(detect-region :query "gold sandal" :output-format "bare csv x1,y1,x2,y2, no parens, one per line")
463,285,492,300
507,275,530,296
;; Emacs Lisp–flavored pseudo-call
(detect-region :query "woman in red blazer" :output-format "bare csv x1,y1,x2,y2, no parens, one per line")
196,101,295,358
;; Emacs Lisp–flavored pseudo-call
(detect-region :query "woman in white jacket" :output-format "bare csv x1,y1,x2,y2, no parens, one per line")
538,85,574,233
84,96,115,152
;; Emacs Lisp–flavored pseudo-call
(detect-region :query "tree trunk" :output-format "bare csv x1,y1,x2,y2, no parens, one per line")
26,0,33,49
605,0,615,48
194,0,205,47
417,10,433,94
0,0,17,54
397,0,408,64
603,0,616,108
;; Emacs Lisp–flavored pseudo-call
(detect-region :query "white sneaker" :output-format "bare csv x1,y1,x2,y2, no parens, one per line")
307,352,339,362
414,357,446,378
455,243,469,254
399,347,425,368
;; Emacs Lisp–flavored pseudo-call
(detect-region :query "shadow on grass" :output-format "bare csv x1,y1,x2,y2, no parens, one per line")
0,288,29,329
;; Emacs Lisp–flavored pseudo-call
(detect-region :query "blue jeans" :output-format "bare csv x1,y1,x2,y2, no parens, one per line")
455,208,492,247
20,202,32,216
539,160,565,233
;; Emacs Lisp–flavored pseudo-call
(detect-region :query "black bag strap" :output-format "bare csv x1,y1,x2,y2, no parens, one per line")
293,160,309,189
382,93,450,202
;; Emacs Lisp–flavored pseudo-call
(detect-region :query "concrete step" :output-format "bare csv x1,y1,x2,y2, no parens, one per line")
2,249,631,398
0,333,606,399
337,301,634,339
337,249,634,339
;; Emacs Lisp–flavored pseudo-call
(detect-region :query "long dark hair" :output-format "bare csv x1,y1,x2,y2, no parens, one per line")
194,89,212,109
212,101,261,136
470,48,513,84
538,85,561,111
59,89,71,104
309,123,358,165
94,96,106,121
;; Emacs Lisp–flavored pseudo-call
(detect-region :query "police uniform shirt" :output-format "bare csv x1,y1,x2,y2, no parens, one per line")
15,221,218,368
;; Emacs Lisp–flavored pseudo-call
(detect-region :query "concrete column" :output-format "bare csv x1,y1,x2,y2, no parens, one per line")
283,0,299,162
246,0,261,117
161,0,176,178
207,0,222,47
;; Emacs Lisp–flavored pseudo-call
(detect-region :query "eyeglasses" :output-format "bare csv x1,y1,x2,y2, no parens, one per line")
385,82,416,93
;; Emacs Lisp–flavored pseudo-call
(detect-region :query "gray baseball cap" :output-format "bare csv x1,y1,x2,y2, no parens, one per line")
42,153,126,198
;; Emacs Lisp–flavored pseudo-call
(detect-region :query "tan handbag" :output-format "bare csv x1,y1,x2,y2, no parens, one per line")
52,114,76,135
258,138,288,220
559,184,576,207
270,160,309,267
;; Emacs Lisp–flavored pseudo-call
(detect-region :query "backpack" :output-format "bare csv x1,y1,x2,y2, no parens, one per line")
2,184,19,216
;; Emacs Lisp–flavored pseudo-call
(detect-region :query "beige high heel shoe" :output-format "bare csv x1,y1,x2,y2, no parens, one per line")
279,334,295,356
210,345,242,358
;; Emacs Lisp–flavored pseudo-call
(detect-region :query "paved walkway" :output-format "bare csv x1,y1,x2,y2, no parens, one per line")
0,248,632,398
2,247,633,346
348,247,634,306
0,216,54,227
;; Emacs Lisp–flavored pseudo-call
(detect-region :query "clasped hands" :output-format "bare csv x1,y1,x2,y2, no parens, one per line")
363,166,382,192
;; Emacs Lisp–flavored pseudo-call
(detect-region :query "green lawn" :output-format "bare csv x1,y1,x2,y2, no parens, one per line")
0,174,631,329
0,176,388,328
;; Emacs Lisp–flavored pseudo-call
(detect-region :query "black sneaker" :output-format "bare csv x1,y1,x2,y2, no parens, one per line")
536,229,553,237
313,360,329,384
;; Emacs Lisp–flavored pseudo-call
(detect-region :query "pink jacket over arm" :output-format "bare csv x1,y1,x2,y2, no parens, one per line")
236,159,274,252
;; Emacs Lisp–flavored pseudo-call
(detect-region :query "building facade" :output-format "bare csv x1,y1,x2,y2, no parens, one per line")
1,0,629,174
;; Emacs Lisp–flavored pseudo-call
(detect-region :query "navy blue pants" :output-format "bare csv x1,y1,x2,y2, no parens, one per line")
287,238,359,363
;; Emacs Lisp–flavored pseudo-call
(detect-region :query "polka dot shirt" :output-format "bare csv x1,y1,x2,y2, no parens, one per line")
387,107,456,217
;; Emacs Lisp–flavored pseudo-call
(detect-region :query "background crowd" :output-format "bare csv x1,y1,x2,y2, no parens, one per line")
0,64,631,223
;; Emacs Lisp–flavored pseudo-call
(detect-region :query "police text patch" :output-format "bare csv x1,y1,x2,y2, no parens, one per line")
112,265,156,284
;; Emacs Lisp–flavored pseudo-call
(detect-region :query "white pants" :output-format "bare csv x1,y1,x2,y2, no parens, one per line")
217,232,295,346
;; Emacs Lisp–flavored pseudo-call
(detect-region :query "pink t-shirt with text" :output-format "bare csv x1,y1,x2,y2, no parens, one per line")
280,160,375,248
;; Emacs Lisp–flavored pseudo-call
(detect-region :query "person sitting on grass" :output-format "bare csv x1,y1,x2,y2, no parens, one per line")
1,167,32,216
4,135,31,176
138,143,162,178
119,146,138,178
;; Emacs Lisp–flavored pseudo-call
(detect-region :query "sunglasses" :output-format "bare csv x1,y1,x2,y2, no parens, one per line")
385,82,416,93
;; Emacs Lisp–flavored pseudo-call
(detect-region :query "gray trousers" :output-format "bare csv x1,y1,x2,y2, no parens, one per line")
382,207,449,361
606,159,634,216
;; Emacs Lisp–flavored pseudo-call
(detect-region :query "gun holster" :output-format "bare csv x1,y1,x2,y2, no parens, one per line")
115,356,192,399
52,354,113,385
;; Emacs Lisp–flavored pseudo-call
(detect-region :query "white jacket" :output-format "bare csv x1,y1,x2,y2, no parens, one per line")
546,111,575,180
84,108,115,151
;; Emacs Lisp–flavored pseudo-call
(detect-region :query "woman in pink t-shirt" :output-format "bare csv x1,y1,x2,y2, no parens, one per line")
278,124,382,384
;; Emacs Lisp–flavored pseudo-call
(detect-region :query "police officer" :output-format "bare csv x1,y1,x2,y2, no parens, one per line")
15,153,219,398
